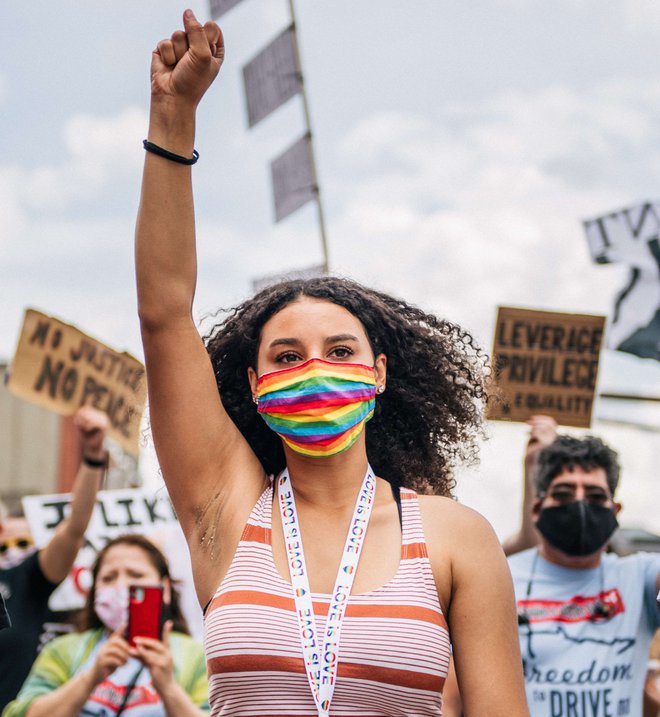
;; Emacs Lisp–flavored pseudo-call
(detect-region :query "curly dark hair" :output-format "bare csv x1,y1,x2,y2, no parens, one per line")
79,534,189,635
535,435,621,498
204,276,488,497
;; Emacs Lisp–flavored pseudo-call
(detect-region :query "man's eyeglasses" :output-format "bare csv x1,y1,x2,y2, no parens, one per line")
0,537,33,554
545,488,611,506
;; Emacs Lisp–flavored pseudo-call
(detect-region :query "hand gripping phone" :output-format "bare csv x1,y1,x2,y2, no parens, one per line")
127,584,163,647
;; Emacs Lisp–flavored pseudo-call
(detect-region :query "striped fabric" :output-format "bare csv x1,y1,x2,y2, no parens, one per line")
256,359,376,457
204,485,450,716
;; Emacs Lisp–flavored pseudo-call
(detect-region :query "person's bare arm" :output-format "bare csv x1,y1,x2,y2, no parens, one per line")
425,500,529,717
502,415,557,557
135,11,266,601
441,656,463,717
24,669,99,717
38,407,108,584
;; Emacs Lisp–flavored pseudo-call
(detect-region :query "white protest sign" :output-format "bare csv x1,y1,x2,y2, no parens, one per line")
583,200,660,267
583,201,660,359
23,488,178,611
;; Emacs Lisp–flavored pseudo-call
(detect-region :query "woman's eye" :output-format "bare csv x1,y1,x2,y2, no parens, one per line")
276,352,301,363
329,346,353,359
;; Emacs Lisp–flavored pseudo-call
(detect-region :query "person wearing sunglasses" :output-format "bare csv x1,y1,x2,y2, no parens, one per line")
0,407,109,712
508,434,660,717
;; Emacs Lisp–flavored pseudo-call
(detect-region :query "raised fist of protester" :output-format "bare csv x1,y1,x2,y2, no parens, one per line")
151,9,224,108
74,406,110,464
525,414,558,468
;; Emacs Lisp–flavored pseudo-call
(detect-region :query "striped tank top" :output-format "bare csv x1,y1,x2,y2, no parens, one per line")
204,484,450,716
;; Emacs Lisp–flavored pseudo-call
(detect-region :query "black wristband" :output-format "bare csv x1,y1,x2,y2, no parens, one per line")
82,454,107,469
143,139,199,165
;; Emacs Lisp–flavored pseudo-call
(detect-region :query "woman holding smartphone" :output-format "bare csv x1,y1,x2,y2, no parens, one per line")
135,9,529,717
4,535,209,717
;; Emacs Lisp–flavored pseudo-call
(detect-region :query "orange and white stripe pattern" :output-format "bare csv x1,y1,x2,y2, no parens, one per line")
204,486,450,716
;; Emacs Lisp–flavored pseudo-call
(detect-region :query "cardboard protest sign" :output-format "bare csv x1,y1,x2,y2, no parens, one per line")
487,307,605,428
23,488,178,611
7,309,146,455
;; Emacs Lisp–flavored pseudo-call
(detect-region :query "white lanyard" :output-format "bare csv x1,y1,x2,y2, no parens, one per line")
277,465,377,717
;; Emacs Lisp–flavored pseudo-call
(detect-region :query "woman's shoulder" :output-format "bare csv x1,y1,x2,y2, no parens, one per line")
417,493,497,528
41,628,104,656
416,494,501,552
32,629,104,679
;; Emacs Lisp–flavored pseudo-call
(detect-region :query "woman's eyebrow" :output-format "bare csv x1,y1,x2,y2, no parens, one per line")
268,337,301,348
325,334,358,343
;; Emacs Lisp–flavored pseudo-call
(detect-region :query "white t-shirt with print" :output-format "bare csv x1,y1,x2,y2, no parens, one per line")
508,548,660,717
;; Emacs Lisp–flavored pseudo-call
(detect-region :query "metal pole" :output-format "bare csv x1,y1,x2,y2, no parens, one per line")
598,392,660,403
287,0,330,274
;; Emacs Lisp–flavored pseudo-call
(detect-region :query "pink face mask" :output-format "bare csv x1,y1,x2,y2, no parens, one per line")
0,543,36,570
94,585,129,632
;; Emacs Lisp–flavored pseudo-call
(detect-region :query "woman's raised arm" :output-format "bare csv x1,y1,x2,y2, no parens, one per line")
135,11,265,574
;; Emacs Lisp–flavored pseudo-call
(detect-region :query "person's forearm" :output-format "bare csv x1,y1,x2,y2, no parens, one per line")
502,455,539,557
66,460,105,538
25,670,96,717
136,99,198,330
158,681,208,717
39,459,103,583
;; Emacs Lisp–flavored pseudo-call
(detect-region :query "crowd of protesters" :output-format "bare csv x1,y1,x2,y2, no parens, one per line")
1,8,659,717
1,405,658,716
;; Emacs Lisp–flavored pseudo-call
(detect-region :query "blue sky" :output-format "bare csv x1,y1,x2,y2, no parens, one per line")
2,0,659,535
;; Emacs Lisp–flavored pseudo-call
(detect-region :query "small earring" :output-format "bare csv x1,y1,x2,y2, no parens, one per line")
377,385,385,394
253,396,259,405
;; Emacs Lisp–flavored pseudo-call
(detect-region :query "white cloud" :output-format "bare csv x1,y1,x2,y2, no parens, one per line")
325,79,660,361
21,107,146,211
0,108,147,245
618,0,660,32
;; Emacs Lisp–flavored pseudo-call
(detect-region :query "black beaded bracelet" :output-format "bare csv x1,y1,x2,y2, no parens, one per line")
82,454,108,469
143,139,199,165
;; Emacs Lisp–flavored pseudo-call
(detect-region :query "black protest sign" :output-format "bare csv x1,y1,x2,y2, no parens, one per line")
7,309,146,454
487,307,605,428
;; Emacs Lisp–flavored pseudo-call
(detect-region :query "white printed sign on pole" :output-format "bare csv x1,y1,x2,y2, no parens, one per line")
209,0,244,19
271,134,316,222
243,26,300,128
252,264,326,295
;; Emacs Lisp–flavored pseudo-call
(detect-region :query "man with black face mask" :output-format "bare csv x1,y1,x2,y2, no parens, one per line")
508,434,660,717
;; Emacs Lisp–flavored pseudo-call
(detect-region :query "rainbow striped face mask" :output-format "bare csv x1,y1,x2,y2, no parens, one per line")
256,358,377,458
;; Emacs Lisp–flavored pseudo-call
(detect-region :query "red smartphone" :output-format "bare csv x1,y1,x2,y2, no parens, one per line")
127,585,163,647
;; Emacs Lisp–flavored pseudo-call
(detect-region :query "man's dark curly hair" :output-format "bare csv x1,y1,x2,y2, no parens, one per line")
204,276,489,497
534,435,621,498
